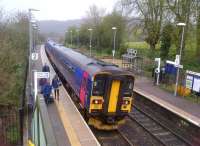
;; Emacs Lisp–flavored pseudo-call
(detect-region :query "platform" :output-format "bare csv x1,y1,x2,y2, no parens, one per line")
39,45,100,146
134,77,200,127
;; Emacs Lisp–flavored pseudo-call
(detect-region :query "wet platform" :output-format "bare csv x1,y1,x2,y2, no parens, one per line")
39,45,100,146
134,77,200,127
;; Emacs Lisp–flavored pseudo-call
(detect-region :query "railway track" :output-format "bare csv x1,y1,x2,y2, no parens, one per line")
91,128,133,146
129,105,191,146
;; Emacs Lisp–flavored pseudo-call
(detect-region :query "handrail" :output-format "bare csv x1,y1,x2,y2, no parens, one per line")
39,96,57,146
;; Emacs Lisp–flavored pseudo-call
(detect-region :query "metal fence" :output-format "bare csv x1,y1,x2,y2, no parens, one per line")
0,110,20,146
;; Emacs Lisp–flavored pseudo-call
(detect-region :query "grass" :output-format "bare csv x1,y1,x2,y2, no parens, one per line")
127,41,161,50
127,41,150,49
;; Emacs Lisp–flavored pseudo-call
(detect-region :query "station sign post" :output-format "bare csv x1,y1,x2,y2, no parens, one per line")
34,71,50,101
155,58,161,85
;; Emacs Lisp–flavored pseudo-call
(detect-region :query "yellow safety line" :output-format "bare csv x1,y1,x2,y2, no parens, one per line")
55,100,82,146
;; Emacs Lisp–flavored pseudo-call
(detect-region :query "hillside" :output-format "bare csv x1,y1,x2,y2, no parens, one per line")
38,19,83,36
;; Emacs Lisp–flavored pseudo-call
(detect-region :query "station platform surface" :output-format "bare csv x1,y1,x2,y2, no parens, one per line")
134,77,200,127
39,45,100,146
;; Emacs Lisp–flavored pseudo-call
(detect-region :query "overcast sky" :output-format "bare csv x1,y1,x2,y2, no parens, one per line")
1,0,118,20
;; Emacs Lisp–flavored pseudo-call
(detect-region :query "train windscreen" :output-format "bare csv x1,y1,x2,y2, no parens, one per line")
122,77,134,97
92,77,105,96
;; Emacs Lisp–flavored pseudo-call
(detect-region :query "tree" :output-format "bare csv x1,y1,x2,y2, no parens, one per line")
77,6,127,55
195,0,200,62
64,26,78,47
160,23,173,60
166,0,193,55
85,5,105,50
0,11,29,106
100,11,126,53
122,0,165,57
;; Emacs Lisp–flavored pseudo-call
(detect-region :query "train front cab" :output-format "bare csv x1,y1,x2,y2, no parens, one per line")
88,73,134,130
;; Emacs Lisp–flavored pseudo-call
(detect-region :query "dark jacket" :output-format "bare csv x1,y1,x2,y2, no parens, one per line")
42,83,52,96
42,65,50,72
52,77,61,89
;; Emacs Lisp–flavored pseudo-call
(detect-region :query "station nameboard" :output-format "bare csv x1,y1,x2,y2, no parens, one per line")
36,72,50,79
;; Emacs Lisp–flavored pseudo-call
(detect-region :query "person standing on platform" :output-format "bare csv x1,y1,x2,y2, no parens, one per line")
52,75,61,101
40,63,50,90
42,81,52,104
42,63,50,72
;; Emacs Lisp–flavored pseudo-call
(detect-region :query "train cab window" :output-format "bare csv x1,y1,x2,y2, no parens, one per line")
92,79,105,96
122,79,134,97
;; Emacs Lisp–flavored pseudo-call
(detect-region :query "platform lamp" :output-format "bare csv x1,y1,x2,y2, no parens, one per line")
65,30,68,46
174,22,186,96
28,8,39,95
88,28,93,56
76,29,79,48
70,30,73,47
112,27,117,63
26,8,39,146
32,23,38,51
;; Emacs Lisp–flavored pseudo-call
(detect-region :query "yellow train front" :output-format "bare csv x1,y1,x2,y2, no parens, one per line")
87,71,134,130
45,40,134,130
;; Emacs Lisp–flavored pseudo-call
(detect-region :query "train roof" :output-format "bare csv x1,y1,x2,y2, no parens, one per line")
47,40,134,77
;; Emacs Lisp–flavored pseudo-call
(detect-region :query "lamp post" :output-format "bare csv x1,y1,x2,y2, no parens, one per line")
65,30,68,46
76,29,79,47
112,27,117,63
88,28,93,56
174,22,186,96
32,23,38,51
26,8,39,146
28,9,39,94
70,30,73,47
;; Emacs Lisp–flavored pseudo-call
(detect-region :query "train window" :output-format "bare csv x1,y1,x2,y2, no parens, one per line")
92,79,105,96
122,79,134,97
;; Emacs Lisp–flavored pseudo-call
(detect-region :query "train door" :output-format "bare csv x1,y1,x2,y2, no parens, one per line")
80,72,88,107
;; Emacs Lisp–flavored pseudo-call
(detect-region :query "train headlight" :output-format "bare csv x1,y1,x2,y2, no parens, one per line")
122,100,130,105
95,100,98,104
122,97,131,105
92,99,103,104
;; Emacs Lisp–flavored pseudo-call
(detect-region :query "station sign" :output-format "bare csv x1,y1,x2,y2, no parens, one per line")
31,53,38,61
112,50,115,57
175,55,180,66
155,58,161,73
166,60,183,69
36,72,49,79
34,71,50,101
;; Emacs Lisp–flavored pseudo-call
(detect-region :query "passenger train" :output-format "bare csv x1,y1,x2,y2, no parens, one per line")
45,40,135,130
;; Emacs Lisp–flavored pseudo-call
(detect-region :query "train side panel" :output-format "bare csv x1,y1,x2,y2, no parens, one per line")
45,43,91,110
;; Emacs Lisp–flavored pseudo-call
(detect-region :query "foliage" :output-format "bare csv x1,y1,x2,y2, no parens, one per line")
0,11,28,106
65,6,127,54
64,25,78,48
160,24,173,60
124,0,165,55
166,0,193,55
